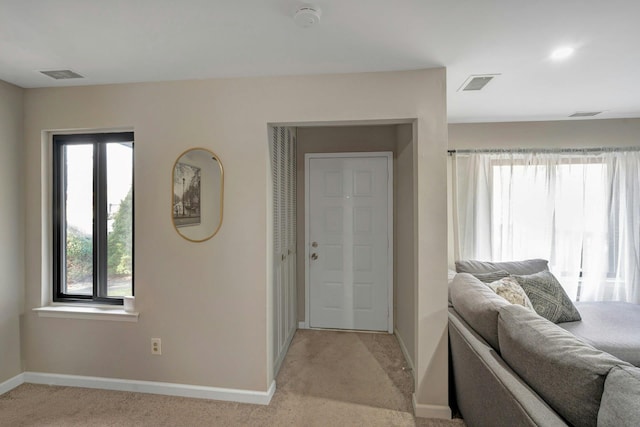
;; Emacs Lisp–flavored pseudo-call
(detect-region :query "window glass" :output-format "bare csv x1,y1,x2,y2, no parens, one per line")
64,144,94,295
106,142,133,297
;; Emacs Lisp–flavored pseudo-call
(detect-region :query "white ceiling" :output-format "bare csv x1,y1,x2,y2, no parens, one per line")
1,0,639,123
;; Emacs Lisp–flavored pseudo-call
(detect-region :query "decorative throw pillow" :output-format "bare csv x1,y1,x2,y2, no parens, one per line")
448,269,457,284
511,270,581,323
472,270,510,283
487,277,534,309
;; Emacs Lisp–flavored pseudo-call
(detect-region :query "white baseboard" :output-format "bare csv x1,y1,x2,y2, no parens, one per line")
0,373,25,395
394,328,415,380
412,395,452,419
23,372,276,405
298,321,307,329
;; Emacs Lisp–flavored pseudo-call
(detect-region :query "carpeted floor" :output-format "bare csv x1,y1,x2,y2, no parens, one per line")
0,330,465,426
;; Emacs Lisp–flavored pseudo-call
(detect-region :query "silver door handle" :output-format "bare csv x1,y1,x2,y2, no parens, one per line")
311,253,318,260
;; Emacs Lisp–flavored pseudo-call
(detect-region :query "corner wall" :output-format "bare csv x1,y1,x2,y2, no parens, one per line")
0,80,24,385
394,124,415,368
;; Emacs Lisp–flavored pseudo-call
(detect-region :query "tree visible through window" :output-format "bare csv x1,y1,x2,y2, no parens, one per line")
53,132,134,304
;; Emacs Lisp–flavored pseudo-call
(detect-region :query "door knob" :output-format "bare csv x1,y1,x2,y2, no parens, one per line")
311,253,318,260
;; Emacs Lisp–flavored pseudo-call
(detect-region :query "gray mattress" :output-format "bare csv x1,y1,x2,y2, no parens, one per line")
558,302,640,367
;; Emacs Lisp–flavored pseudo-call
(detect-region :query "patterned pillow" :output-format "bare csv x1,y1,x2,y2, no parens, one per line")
487,277,534,309
472,270,510,283
510,270,581,323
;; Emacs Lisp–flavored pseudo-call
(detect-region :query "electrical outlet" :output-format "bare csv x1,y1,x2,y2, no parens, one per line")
151,338,161,355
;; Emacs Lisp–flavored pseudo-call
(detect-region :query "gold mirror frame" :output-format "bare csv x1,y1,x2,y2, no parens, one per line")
171,148,224,242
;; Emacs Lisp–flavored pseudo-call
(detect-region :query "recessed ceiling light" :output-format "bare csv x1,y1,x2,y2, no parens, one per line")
550,47,575,61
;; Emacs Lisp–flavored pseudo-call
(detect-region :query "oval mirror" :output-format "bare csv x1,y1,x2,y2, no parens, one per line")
172,148,224,242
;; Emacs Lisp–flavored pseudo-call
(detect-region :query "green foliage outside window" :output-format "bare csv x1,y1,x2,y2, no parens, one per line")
108,189,133,275
66,226,92,283
66,188,132,283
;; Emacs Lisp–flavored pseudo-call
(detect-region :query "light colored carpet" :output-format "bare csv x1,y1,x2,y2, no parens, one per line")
0,330,465,426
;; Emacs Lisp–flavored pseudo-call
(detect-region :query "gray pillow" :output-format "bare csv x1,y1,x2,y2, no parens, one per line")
471,270,510,283
455,258,549,275
511,270,581,323
498,304,629,427
598,365,640,427
449,273,509,350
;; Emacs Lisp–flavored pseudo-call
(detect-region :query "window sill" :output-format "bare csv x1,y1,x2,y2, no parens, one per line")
33,305,139,322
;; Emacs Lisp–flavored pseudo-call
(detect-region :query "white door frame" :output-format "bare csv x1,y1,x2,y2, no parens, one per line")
304,152,393,333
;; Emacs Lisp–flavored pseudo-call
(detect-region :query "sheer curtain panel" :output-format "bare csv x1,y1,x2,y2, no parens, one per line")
452,149,640,304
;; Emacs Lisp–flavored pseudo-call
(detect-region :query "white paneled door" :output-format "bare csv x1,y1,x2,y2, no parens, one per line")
306,153,392,332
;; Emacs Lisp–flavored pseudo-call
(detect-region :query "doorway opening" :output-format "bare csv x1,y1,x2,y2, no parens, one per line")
269,121,417,378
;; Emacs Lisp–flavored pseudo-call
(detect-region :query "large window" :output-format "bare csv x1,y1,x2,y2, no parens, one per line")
491,159,608,300
53,132,134,304
452,149,640,304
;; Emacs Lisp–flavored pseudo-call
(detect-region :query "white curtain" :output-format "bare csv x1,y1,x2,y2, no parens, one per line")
452,149,640,304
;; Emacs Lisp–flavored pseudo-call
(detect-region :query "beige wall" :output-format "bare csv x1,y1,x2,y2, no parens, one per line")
449,118,640,150
394,124,415,368
0,80,24,384
22,68,449,411
295,125,398,322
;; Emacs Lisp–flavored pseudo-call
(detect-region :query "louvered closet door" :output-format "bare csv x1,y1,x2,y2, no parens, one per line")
272,128,283,359
279,128,288,352
287,131,296,332
272,127,296,365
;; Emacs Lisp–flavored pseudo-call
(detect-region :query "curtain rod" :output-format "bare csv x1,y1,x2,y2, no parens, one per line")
447,146,640,155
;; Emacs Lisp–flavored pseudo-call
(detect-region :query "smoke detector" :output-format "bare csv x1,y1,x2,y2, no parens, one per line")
293,4,321,28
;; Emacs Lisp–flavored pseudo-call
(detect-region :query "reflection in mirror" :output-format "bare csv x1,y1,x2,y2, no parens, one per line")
172,148,223,242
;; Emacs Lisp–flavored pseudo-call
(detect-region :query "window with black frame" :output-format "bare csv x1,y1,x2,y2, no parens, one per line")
53,132,134,304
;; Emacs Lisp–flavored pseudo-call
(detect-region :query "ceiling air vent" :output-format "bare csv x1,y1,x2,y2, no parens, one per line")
569,111,602,117
40,69,84,80
458,74,500,92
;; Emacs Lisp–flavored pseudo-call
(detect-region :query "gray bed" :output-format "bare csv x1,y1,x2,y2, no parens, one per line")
558,301,640,367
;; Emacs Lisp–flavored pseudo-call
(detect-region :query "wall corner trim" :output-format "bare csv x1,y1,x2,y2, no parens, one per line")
0,373,25,396
412,395,452,420
22,372,276,405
